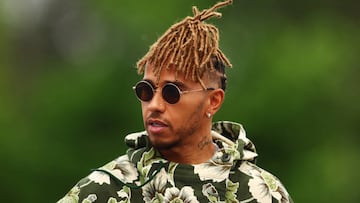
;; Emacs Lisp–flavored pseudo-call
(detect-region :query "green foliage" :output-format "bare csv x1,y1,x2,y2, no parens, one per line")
0,0,359,202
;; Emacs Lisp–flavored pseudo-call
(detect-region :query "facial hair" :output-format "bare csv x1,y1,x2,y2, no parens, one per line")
149,98,207,150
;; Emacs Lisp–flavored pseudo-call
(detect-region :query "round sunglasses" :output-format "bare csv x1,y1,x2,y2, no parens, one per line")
133,80,214,104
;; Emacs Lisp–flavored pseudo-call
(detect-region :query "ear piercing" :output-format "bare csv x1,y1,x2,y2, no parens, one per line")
206,112,211,118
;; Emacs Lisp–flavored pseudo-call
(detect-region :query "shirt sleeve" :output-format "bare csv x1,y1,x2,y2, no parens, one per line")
57,172,128,203
236,161,294,203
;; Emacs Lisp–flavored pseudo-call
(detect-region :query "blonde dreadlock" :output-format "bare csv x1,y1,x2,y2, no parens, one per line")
136,0,233,88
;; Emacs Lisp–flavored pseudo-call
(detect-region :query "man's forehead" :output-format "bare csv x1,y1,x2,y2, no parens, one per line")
143,64,198,87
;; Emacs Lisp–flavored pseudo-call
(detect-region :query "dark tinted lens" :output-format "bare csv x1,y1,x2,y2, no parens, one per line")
162,83,180,104
135,81,153,101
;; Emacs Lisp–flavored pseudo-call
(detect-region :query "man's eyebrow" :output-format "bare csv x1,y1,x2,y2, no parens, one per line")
143,79,156,87
167,80,188,89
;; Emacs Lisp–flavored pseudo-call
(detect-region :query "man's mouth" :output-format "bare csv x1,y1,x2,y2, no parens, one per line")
148,119,167,127
147,119,168,133
150,122,165,127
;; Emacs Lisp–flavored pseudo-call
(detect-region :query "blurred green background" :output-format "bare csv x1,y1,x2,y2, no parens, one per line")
0,0,359,202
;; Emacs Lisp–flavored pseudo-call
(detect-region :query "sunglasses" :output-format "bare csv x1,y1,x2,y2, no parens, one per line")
133,80,214,104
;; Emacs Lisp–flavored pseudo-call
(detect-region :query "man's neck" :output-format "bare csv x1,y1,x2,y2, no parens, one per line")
158,134,216,164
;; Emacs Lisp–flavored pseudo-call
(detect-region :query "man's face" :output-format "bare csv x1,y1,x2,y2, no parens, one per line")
140,63,212,150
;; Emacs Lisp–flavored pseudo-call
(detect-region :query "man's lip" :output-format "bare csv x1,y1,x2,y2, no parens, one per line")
147,119,168,127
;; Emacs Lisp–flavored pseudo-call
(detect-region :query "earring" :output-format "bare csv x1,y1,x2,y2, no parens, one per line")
206,112,211,118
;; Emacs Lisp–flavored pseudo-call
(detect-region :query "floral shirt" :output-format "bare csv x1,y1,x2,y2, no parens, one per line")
58,121,293,203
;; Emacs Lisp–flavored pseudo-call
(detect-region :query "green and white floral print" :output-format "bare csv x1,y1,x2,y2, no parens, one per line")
142,168,168,202
58,121,293,203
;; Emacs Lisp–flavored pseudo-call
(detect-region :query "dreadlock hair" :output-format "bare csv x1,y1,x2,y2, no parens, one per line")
136,0,233,91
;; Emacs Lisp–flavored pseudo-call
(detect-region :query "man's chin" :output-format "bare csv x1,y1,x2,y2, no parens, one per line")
148,136,176,150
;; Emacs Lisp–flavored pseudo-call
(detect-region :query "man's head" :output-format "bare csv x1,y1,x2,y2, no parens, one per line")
137,0,232,91
133,0,233,163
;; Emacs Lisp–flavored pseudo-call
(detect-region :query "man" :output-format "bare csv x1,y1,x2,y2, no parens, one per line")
58,0,293,202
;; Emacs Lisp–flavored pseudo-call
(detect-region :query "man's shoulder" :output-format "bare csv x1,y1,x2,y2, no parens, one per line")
231,161,293,203
212,121,293,202
57,154,139,203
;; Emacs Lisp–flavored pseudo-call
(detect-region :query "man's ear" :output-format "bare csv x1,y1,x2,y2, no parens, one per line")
208,89,225,115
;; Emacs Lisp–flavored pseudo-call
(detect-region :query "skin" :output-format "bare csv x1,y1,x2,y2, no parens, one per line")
140,63,225,164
